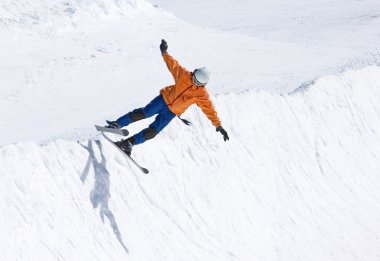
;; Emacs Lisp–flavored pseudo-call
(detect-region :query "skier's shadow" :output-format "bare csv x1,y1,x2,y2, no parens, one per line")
81,140,129,254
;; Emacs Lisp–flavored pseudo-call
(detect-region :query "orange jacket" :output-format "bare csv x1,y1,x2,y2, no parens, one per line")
160,53,221,127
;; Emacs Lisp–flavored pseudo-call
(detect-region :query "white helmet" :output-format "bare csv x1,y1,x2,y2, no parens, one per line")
193,67,210,86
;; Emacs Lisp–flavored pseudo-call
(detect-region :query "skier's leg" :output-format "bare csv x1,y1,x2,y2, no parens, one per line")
116,94,167,127
128,107,176,145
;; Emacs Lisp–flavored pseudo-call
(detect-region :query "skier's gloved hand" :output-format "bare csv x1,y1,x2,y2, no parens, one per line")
106,120,121,129
160,39,168,54
216,126,229,142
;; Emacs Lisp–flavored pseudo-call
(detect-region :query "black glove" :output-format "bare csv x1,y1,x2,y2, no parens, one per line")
106,120,121,129
160,39,168,54
216,126,229,141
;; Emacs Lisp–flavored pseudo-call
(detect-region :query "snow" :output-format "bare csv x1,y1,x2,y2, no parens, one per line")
1,66,380,260
1,0,380,260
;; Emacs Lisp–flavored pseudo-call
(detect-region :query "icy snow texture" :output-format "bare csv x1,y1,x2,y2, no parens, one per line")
0,0,155,30
1,67,380,260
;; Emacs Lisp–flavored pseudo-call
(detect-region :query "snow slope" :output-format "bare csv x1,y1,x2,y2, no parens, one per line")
1,66,380,260
151,0,380,45
1,0,380,260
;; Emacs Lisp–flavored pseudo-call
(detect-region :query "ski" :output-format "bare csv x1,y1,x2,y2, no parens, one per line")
101,132,149,174
95,125,129,136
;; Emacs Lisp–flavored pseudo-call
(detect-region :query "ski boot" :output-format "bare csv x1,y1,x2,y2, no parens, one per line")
106,120,121,129
115,138,133,156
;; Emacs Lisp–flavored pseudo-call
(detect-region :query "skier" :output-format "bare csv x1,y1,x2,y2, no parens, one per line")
106,39,229,156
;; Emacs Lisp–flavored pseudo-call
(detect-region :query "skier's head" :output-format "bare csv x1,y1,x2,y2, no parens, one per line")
192,67,210,87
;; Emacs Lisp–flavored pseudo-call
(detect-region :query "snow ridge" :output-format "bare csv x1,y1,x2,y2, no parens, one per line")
1,66,380,260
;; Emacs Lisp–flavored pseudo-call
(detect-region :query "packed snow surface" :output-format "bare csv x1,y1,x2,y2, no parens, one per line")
1,0,380,260
1,66,380,260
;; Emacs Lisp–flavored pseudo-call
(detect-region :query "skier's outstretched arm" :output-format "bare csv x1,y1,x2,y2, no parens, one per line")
196,92,229,141
196,92,221,128
160,39,188,82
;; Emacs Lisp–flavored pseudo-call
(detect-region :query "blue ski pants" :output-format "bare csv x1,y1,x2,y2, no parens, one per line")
116,94,176,145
